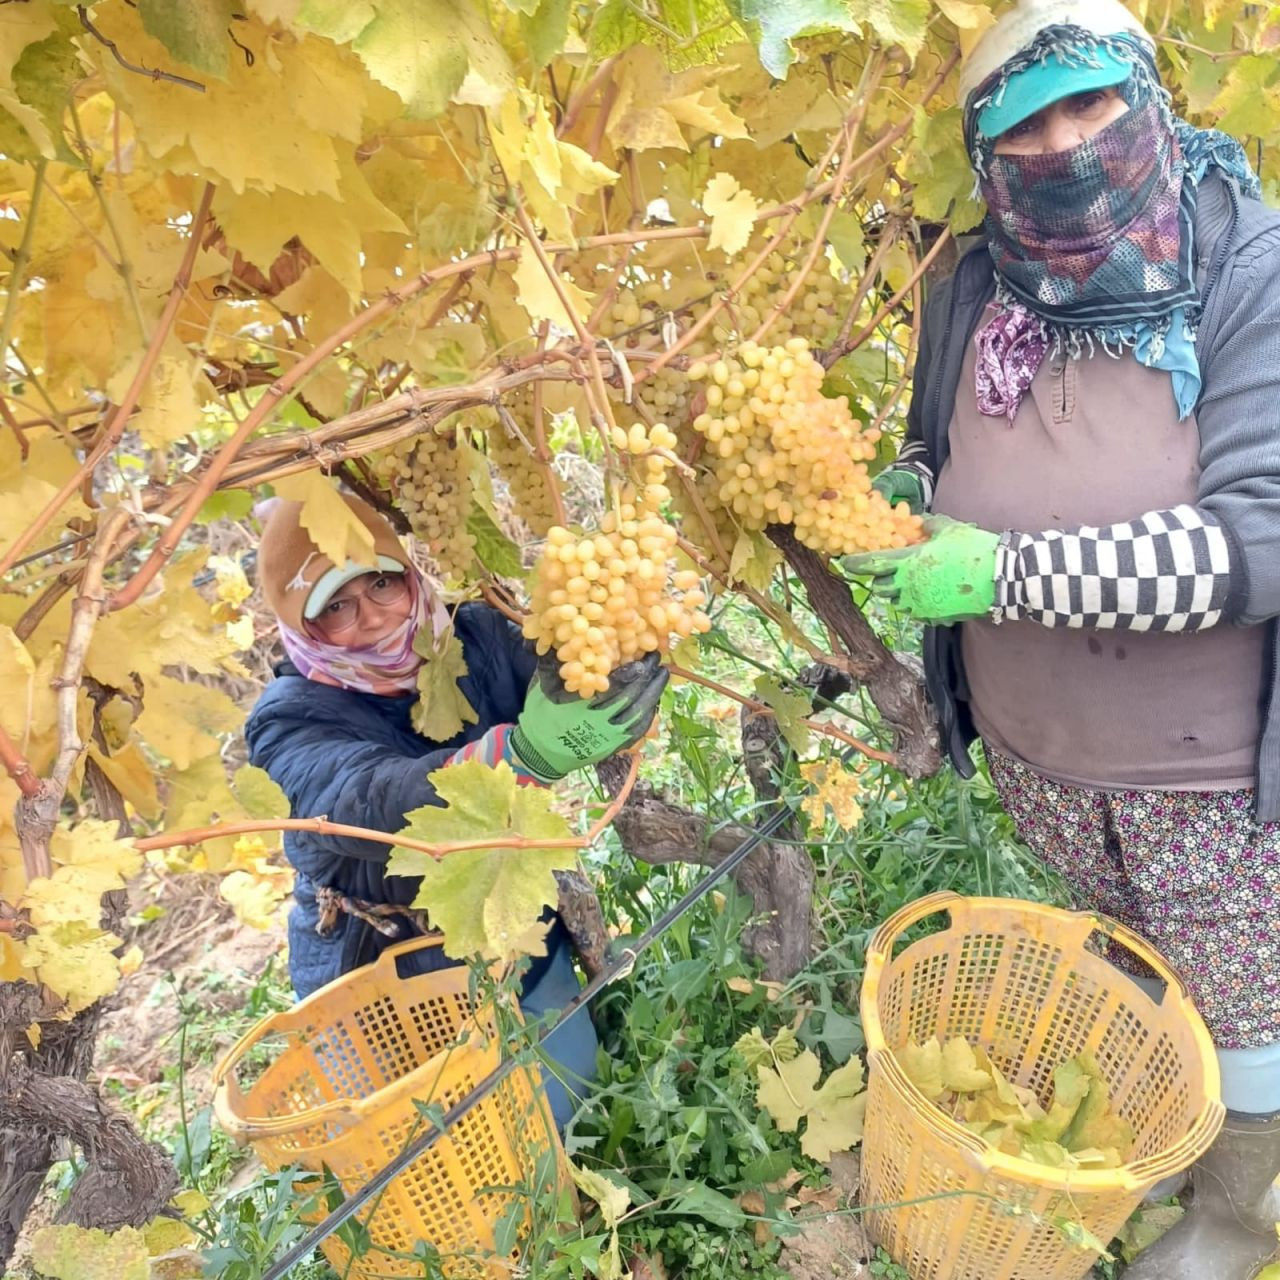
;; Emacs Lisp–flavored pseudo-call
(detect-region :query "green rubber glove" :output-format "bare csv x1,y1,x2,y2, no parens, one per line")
872,468,926,516
841,515,1000,624
510,652,669,783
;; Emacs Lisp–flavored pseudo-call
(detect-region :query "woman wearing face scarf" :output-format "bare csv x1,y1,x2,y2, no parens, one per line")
843,1,1280,1273
244,493,667,1131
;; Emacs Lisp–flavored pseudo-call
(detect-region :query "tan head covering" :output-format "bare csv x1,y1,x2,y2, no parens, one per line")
257,493,409,633
958,0,1152,109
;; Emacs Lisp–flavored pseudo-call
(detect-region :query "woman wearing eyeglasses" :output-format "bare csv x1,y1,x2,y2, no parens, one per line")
244,493,667,1130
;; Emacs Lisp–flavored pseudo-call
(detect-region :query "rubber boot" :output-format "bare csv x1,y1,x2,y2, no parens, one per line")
1121,1109,1280,1280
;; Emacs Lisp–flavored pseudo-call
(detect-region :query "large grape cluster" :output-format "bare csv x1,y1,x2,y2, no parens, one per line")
524,421,709,696
373,423,476,580
687,337,923,556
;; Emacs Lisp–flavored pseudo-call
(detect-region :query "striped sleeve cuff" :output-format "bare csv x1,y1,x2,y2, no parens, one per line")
995,504,1234,632
894,440,936,506
446,725,545,786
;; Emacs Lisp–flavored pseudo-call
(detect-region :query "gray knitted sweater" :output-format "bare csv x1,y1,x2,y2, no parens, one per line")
900,174,1280,818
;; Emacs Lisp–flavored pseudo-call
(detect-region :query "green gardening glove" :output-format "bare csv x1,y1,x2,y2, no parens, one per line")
841,515,1000,624
872,468,926,516
510,652,669,783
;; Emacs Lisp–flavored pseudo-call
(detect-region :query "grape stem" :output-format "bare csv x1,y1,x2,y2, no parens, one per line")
666,664,896,765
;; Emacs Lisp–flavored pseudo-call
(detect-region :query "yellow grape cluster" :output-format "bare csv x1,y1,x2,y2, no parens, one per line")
524,423,709,695
609,419,678,510
484,396,558,538
374,425,476,579
688,338,923,556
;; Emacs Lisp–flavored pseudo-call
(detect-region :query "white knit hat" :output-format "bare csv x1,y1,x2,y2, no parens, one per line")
958,0,1153,108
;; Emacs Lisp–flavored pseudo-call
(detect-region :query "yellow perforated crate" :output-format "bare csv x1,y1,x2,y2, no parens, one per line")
211,936,564,1279
859,892,1224,1280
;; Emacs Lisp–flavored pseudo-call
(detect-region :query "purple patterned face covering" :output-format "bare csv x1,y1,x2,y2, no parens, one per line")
980,100,1193,328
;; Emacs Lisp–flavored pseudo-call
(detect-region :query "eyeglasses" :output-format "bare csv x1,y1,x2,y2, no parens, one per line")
312,573,410,638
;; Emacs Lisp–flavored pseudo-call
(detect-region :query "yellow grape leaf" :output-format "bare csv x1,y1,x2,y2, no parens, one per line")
92,8,365,195
208,554,253,609
22,921,126,1013
703,172,758,256
232,763,291,819
570,1164,631,1280
1208,55,1280,140
134,350,203,448
134,673,241,770
1115,1203,1184,1264
799,759,864,832
607,48,749,152
0,933,25,985
728,529,782,592
733,1024,800,1068
31,1224,150,1280
755,1047,868,1161
386,760,577,962
752,675,813,755
271,471,378,570
220,862,293,930
0,432,89,561
248,0,302,20
570,1164,631,1229
941,1035,995,1092
0,623,49,748
899,1036,945,1099
513,243,593,332
89,551,246,689
214,153,406,300
932,0,996,56
412,627,479,741
164,753,246,870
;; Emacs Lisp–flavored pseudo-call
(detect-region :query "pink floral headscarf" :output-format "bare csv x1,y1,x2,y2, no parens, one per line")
277,566,447,694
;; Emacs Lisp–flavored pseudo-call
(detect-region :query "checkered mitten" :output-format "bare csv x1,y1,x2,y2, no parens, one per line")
995,505,1235,632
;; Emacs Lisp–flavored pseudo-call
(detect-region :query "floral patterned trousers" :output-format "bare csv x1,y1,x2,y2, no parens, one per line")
987,749,1280,1049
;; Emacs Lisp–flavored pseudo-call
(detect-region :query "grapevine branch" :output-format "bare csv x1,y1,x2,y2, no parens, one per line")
75,6,207,92
0,184,216,580
0,726,39,799
134,751,642,858
16,507,133,881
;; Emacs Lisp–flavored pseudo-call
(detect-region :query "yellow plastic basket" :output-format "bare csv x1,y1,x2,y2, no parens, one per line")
859,892,1224,1280
211,936,565,1279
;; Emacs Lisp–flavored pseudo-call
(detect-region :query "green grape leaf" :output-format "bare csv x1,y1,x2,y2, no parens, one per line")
467,506,524,580
1208,55,1280,140
31,1225,150,1280
752,675,813,755
387,760,576,961
350,0,513,118
730,0,859,79
138,0,236,78
411,627,480,742
902,107,985,231
847,0,931,58
521,0,572,68
232,764,290,819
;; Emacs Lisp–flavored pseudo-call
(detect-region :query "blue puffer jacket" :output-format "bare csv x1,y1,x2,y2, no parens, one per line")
244,601,554,998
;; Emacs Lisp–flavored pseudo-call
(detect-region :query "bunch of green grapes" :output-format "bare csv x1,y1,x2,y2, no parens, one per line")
523,463,710,696
373,423,476,580
687,337,923,555
483,394,558,538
